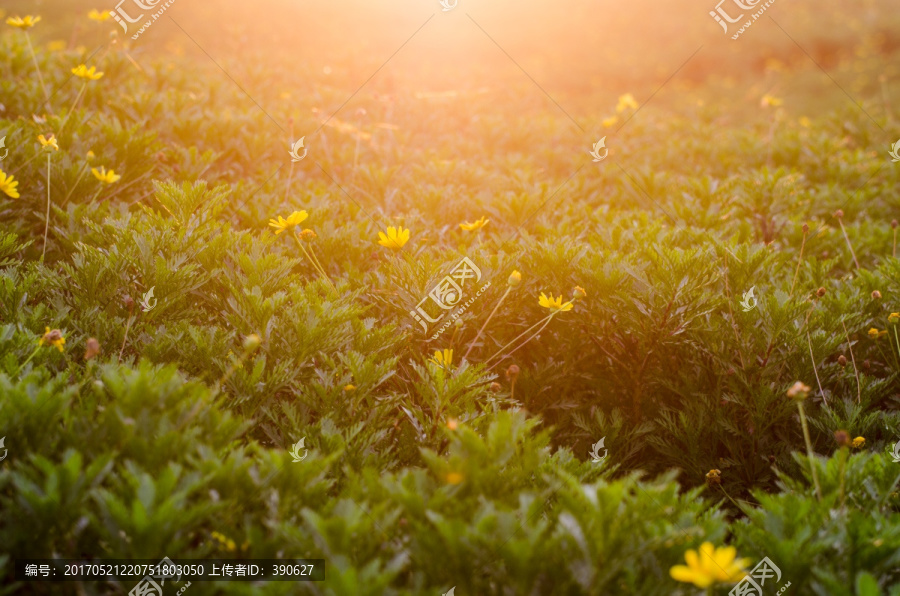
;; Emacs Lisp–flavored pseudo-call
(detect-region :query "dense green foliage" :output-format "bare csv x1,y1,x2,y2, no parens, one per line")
1,1,900,594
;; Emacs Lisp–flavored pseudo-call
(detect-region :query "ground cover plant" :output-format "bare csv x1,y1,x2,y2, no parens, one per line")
1,0,900,594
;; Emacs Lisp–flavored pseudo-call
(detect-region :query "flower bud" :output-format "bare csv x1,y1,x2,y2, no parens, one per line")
837,355,847,367
893,219,898,229
507,270,521,288
572,286,586,300
705,469,721,487
802,223,809,234
84,337,101,361
786,381,811,401
243,333,261,351
123,295,134,312
816,287,826,298
872,290,882,300
833,209,844,219
834,430,850,447
505,364,520,383
490,382,501,393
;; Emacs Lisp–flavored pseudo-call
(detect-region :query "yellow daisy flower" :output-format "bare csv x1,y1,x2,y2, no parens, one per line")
71,64,104,80
669,542,750,588
87,9,111,22
6,15,41,29
868,328,887,340
91,167,121,184
0,170,20,199
538,292,573,313
377,226,409,249
267,210,308,235
602,116,618,128
429,349,453,368
761,94,783,108
459,216,489,231
889,313,899,324
851,436,865,448
37,134,59,152
616,93,639,113
39,327,66,352
446,471,464,485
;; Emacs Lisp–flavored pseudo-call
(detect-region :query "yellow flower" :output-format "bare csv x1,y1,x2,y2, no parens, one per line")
47,40,66,52
429,349,453,368
761,94,783,108
267,210,308,235
851,436,865,448
868,328,887,340
602,116,618,127
0,170,20,199
459,216,489,231
446,418,458,430
39,327,66,352
889,313,899,324
508,270,521,287
87,9,111,22
71,64,104,80
91,167,121,184
538,292,573,313
37,134,59,152
446,472,464,485
343,384,356,392
377,226,410,249
572,286,586,300
298,228,317,241
799,116,812,127
669,542,750,588
616,93,639,113
6,15,41,29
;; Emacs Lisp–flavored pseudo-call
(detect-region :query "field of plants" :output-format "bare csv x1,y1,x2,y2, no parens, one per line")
1,0,900,594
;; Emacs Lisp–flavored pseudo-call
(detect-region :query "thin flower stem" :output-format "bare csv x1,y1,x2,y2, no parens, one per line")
293,235,336,292
62,163,89,206
893,227,897,259
892,327,900,369
88,185,104,205
840,321,861,404
806,329,828,406
15,346,42,375
485,313,553,365
306,245,336,292
487,315,555,371
41,154,51,261
838,218,860,270
797,401,823,502
58,82,87,136
284,163,294,203
464,286,511,361
790,228,807,297
25,32,50,106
